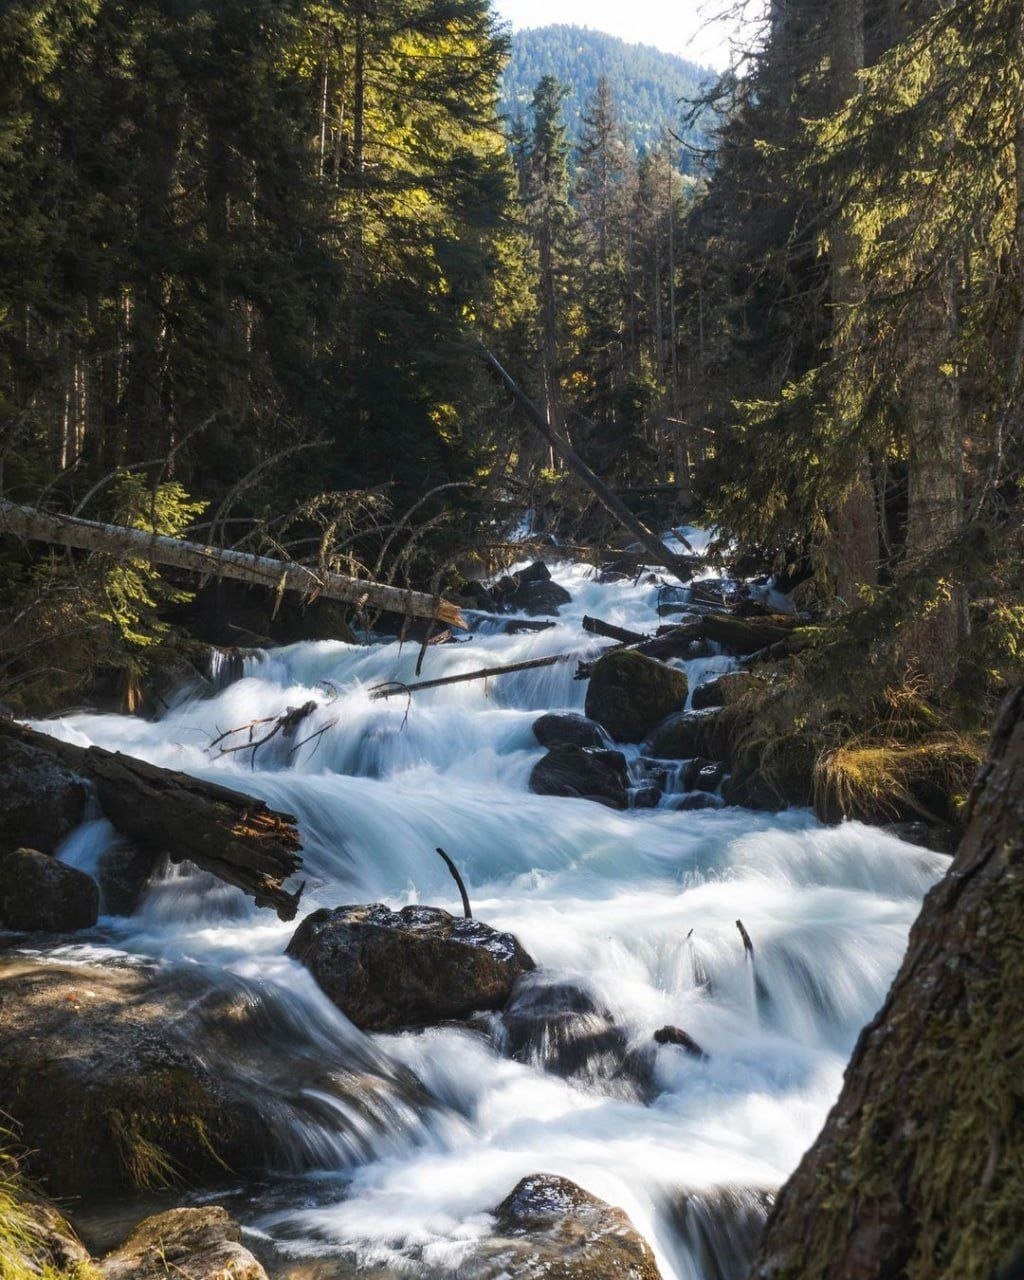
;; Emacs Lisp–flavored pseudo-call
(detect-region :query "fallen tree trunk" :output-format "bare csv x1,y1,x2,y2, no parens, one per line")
369,651,588,699
478,345,693,583
582,615,649,645
0,499,465,630
749,685,1024,1280
0,719,304,919
638,612,797,661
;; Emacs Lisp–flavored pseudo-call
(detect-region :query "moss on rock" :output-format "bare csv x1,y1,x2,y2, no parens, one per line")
585,650,687,743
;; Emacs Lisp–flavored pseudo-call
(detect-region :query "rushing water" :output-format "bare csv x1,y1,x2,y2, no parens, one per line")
37,540,947,1277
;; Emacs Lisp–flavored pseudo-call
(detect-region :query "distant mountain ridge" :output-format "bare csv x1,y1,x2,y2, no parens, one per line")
501,25,714,165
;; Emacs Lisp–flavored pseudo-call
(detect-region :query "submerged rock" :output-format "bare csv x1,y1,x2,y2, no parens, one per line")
585,649,687,743
463,1173,663,1280
101,1207,267,1280
529,744,629,808
0,959,418,1198
532,712,608,750
0,734,87,854
286,904,536,1031
665,1186,772,1280
0,847,99,932
653,1025,707,1059
497,978,628,1084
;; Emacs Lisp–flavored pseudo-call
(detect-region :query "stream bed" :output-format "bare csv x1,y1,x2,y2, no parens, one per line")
33,545,947,1278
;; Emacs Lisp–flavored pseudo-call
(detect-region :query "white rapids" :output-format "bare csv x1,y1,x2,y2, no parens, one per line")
37,539,947,1278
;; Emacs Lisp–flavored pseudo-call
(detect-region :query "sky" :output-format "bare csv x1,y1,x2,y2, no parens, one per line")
492,0,739,69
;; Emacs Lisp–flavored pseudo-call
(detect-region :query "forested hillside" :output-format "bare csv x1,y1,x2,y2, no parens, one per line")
502,26,712,160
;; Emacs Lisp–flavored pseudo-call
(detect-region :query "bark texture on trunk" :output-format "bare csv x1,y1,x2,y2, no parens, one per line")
750,685,1024,1280
829,0,880,605
1,719,304,919
0,499,465,629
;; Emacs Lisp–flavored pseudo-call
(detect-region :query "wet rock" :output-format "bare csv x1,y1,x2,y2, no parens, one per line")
102,1207,267,1280
96,833,159,916
585,650,687,743
0,848,99,932
497,978,628,1083
532,712,608,750
509,579,573,616
529,745,629,809
690,670,758,712
694,761,724,791
633,785,662,809
674,793,723,812
286,904,536,1032
0,735,87,854
0,958,415,1198
881,820,958,854
464,1174,662,1280
644,710,726,761
653,1025,707,1059
665,1187,772,1280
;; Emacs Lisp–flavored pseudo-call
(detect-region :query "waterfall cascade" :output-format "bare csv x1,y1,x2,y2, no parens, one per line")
38,543,947,1278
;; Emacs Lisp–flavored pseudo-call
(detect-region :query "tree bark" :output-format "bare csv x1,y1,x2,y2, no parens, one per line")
749,685,1024,1280
829,0,880,606
1,719,304,919
0,500,466,630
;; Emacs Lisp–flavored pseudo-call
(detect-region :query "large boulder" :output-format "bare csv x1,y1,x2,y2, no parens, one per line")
585,650,687,743
644,710,727,761
529,745,629,809
493,563,573,616
532,713,608,750
102,1207,267,1280
0,959,418,1198
0,734,87,854
286,904,536,1032
690,670,759,712
463,1174,663,1280
0,847,99,932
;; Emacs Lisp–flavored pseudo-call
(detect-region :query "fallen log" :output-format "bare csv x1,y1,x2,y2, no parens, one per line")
582,615,649,645
369,651,586,699
0,499,465,630
478,345,693,583
0,719,304,919
638,612,798,661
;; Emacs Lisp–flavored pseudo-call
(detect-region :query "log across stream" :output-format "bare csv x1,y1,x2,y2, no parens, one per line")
25,536,948,1279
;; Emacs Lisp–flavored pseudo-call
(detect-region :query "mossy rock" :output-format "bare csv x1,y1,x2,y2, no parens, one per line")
0,959,422,1200
585,650,687,743
101,1207,267,1280
691,670,760,711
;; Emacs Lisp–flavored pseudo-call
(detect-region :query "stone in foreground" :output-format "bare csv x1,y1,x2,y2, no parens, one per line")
532,712,609,750
585,649,687,743
286,904,536,1031
102,1207,267,1280
463,1173,662,1279
0,847,99,932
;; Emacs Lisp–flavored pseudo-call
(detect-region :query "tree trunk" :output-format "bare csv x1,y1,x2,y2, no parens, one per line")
829,0,879,606
0,500,466,629
749,685,1024,1280
1,719,304,919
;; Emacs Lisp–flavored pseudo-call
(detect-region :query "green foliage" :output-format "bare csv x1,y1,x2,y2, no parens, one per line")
93,476,207,650
502,25,712,164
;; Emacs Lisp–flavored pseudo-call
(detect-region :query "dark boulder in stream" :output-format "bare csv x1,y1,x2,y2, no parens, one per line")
462,1174,663,1280
101,1207,268,1280
644,710,728,761
497,977,629,1085
529,744,629,808
585,649,687,743
0,733,87,853
0,847,99,932
0,958,422,1198
286,904,536,1031
532,712,608,750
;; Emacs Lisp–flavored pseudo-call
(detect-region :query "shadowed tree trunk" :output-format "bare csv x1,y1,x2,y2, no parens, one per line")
749,685,1024,1280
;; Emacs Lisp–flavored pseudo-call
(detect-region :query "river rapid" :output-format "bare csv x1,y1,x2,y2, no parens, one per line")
36,537,947,1278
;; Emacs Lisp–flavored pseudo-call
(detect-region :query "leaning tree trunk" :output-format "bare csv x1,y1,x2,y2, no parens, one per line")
750,684,1024,1280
